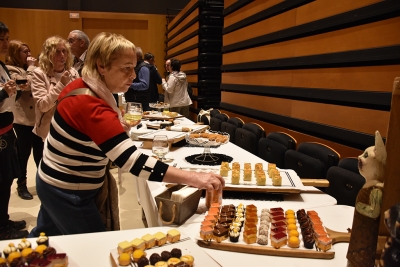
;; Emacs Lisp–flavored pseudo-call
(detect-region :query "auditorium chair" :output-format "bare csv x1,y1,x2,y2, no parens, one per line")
284,142,340,180
220,117,244,143
258,132,297,169
325,157,365,206
210,109,221,117
209,113,229,132
234,122,266,155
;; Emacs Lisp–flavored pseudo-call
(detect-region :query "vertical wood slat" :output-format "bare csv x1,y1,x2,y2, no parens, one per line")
379,77,400,236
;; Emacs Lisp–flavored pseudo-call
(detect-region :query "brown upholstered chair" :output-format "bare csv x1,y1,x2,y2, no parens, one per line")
258,132,297,168
234,122,266,155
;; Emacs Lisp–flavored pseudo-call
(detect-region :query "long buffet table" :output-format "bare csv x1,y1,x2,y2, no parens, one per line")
0,118,354,267
0,206,354,267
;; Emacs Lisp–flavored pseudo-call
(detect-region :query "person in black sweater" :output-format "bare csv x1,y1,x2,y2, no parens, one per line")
144,52,162,103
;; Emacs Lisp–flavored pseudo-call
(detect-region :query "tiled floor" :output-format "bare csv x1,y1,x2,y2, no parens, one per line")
8,154,146,233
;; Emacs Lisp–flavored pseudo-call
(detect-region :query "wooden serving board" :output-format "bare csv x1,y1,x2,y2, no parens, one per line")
197,228,350,260
143,114,184,120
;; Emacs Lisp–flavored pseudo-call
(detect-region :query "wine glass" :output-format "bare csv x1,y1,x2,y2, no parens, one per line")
152,135,169,162
123,102,143,126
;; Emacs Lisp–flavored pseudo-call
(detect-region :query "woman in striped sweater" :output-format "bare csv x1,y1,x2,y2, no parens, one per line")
29,32,224,236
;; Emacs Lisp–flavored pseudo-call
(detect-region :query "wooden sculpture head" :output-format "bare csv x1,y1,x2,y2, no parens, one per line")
358,131,387,187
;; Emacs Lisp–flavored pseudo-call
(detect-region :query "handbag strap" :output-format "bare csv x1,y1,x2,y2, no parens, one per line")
57,88,99,105
158,201,176,225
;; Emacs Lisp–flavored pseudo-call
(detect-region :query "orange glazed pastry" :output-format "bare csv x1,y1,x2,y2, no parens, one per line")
118,253,131,266
246,204,257,213
244,223,257,232
200,226,213,240
316,236,332,251
243,230,257,244
201,220,213,228
288,236,300,248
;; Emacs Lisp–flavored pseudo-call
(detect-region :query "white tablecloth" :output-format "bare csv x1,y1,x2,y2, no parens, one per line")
0,206,354,267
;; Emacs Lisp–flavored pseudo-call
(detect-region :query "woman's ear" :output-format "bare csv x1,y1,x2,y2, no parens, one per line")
96,59,105,76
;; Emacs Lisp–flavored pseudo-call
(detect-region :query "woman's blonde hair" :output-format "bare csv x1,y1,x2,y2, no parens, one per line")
5,40,30,69
38,36,73,74
82,32,135,80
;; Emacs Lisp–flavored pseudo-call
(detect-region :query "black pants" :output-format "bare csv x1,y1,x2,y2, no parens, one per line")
13,124,44,182
0,178,13,227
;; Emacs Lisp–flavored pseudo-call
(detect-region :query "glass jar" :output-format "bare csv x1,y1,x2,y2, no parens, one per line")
205,189,222,209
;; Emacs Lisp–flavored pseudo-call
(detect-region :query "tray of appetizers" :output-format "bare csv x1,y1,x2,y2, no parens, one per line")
195,205,350,260
138,126,208,144
110,228,221,267
143,110,184,120
179,162,304,194
185,131,229,147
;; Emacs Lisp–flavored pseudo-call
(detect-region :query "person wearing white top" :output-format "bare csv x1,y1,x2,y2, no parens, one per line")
161,58,192,119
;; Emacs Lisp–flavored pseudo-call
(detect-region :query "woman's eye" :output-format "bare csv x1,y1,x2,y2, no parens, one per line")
364,152,368,158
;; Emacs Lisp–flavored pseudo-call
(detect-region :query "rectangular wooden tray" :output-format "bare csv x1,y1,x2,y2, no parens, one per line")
196,226,349,260
179,167,303,194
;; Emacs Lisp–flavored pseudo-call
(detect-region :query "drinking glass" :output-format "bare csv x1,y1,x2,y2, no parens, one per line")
152,135,169,162
123,102,143,126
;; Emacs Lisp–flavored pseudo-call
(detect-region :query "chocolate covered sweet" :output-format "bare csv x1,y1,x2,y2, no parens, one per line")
175,261,190,267
171,248,182,258
43,247,56,258
9,257,24,267
161,251,171,261
36,232,49,247
137,256,149,267
303,235,315,249
25,251,40,264
150,253,161,265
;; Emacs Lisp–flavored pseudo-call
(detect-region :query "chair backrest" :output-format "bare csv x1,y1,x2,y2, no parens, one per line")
209,117,223,132
266,132,297,150
325,166,365,206
220,117,243,143
234,123,266,155
258,137,287,168
214,113,229,122
338,157,360,175
210,109,221,117
284,142,340,179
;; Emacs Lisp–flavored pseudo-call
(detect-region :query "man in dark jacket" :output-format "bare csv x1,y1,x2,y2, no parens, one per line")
124,47,151,111
144,52,162,103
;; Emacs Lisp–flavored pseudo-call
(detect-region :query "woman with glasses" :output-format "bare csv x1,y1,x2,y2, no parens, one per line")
31,36,78,165
5,40,38,200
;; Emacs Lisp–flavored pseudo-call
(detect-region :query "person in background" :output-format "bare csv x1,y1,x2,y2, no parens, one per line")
165,59,171,77
144,52,161,103
28,32,224,236
67,30,89,77
0,22,29,240
5,40,38,200
31,36,78,165
162,58,192,119
124,47,151,111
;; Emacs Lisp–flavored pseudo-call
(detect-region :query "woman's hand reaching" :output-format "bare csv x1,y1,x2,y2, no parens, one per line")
1,80,17,97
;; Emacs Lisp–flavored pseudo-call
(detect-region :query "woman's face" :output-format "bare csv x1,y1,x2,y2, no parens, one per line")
19,45,31,65
0,32,9,55
51,42,67,72
99,49,137,93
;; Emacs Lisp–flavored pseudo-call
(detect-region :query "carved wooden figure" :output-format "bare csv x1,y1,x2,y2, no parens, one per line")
379,203,400,267
347,131,386,267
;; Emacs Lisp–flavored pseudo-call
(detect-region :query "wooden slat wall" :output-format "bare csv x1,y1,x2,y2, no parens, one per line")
0,8,166,74
165,0,224,121
221,0,400,158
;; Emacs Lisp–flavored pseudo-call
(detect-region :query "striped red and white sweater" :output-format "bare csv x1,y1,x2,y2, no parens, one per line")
39,79,168,190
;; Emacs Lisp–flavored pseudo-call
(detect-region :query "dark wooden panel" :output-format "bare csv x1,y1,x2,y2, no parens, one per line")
167,0,198,32
221,92,389,136
167,36,198,55
221,84,392,111
222,45,400,71
223,17,400,65
167,22,199,46
221,110,363,158
222,0,400,53
186,74,198,83
223,9,297,46
219,100,386,150
223,0,311,35
221,65,400,92
166,48,198,61
223,0,254,17
295,0,382,26
168,8,199,38
224,0,280,28
181,61,198,72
